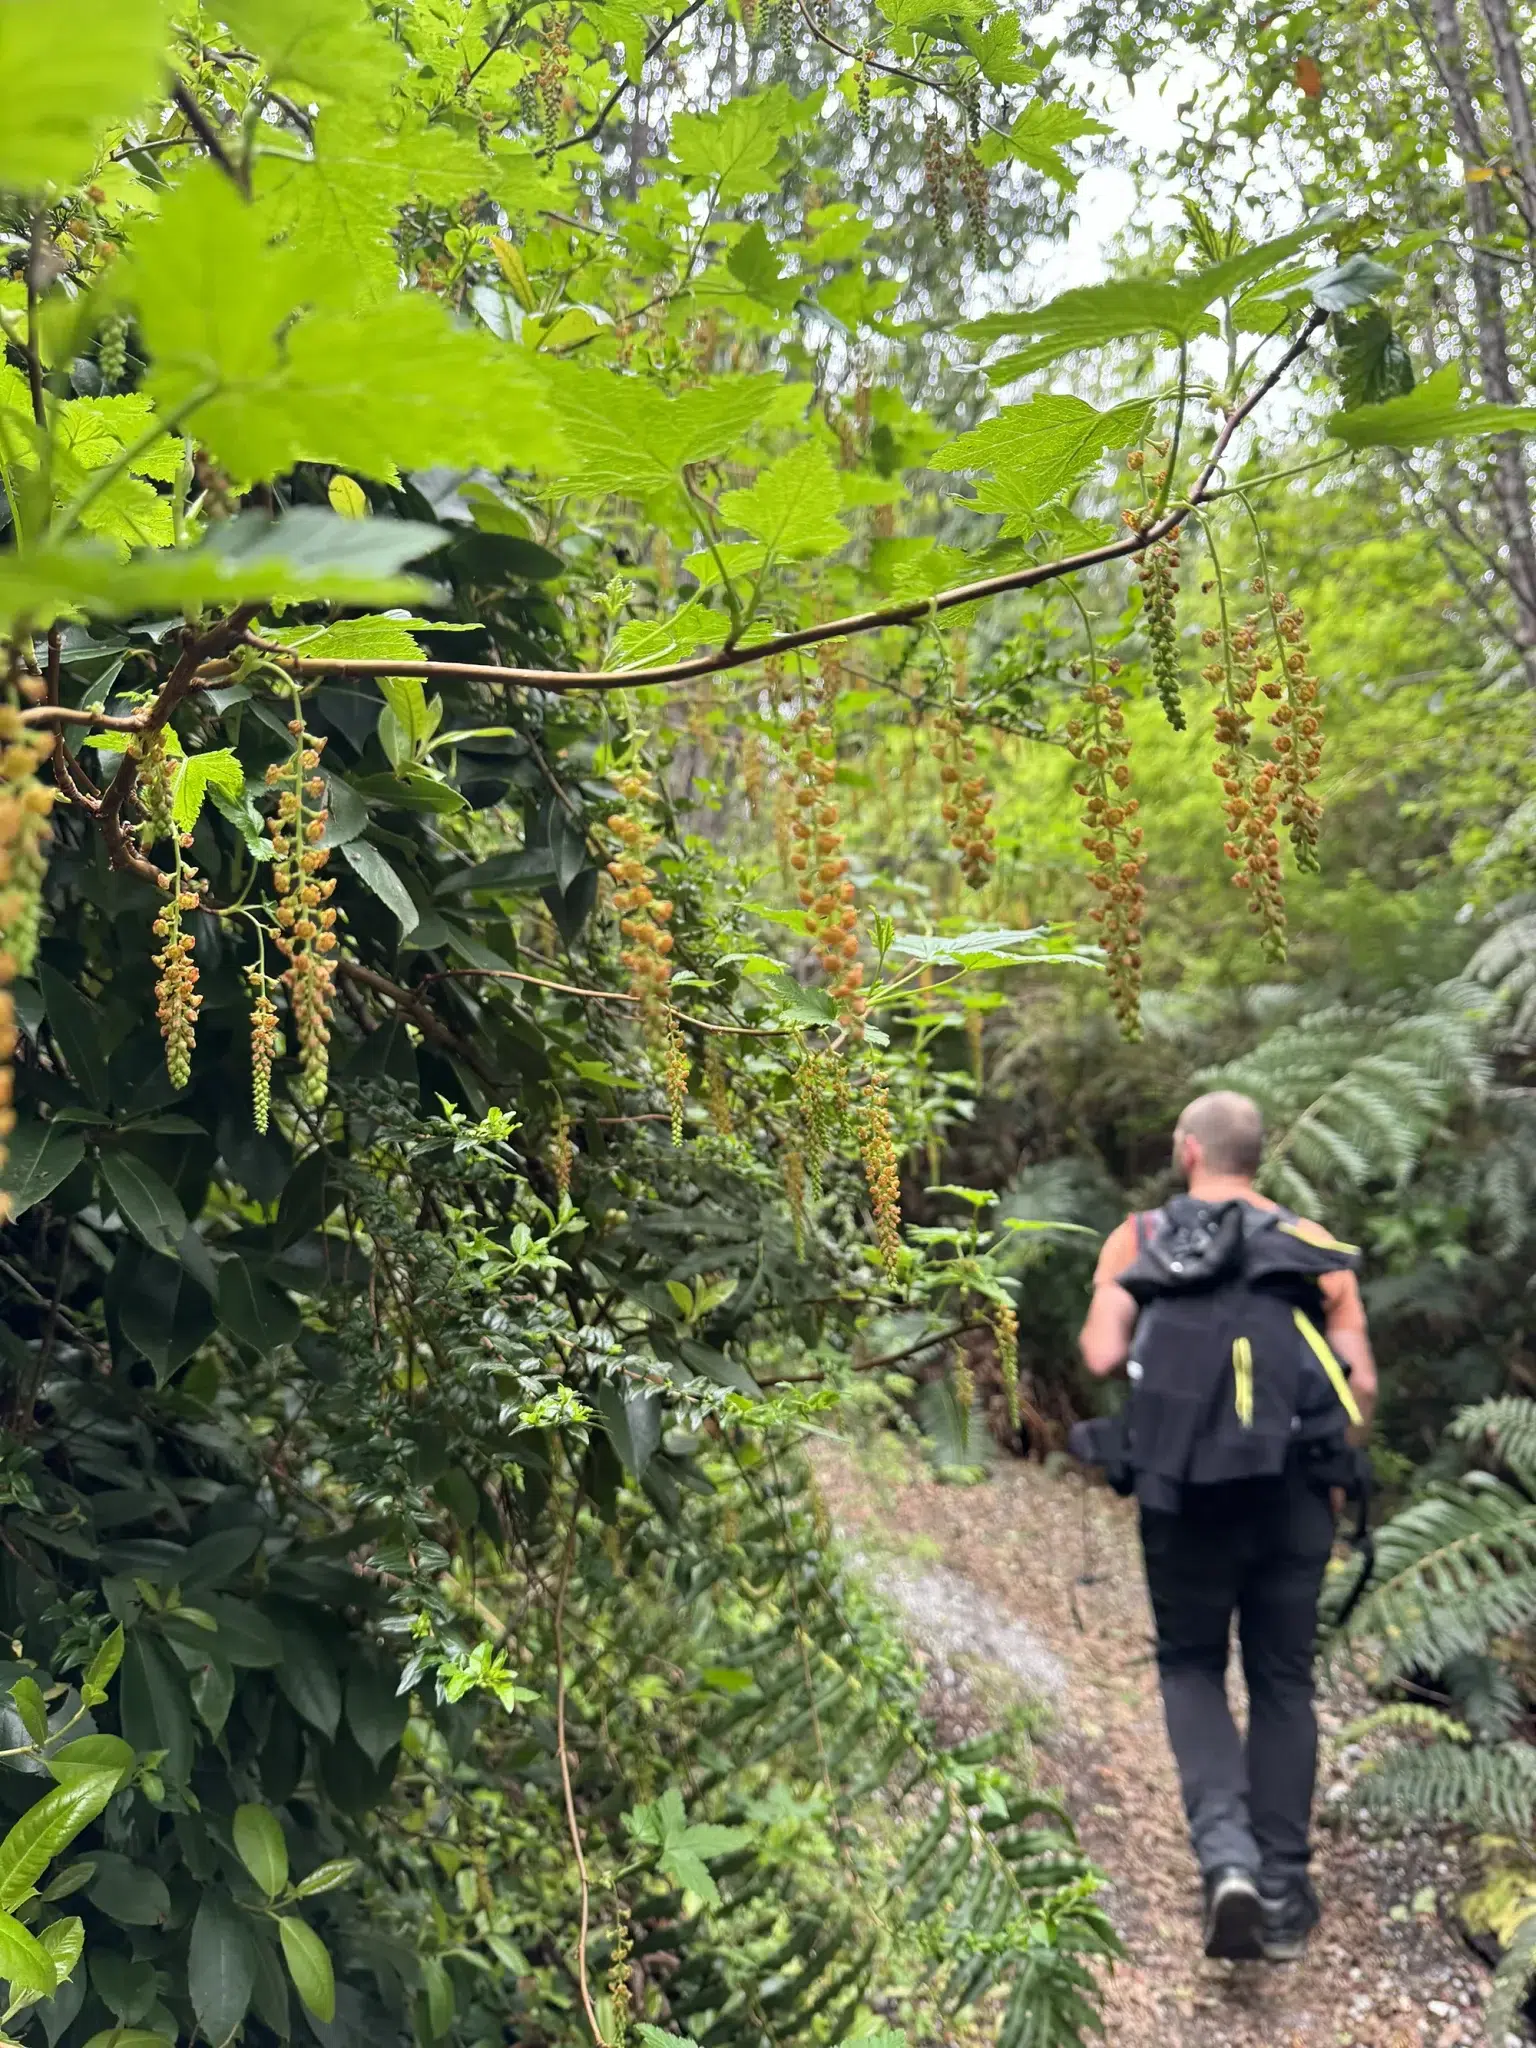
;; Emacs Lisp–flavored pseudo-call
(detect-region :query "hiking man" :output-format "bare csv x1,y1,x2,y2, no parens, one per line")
1076,1090,1376,1964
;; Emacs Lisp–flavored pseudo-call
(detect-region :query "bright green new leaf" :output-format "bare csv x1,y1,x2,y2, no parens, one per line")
670,85,806,201
623,1787,752,1909
84,1624,126,1700
0,1910,56,1997
233,1805,289,1901
8,1678,48,1747
46,1736,136,1796
0,0,168,194
1328,363,1536,448
717,442,850,560
38,1915,84,1986
634,2029,702,2048
328,474,369,518
217,0,403,99
278,1916,336,2023
172,751,245,834
606,605,729,669
544,366,768,500
0,1770,123,1911
289,1859,360,1901
932,394,1150,534
980,100,1110,189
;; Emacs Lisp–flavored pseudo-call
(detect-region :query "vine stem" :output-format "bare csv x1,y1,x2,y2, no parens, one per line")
553,1489,607,2048
422,965,794,1036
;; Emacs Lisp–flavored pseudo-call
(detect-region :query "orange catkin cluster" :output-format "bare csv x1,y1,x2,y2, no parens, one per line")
1067,676,1146,1036
268,721,339,1110
152,850,204,1090
931,704,997,889
1205,603,1288,961
786,666,866,1035
1268,590,1325,871
606,765,673,1034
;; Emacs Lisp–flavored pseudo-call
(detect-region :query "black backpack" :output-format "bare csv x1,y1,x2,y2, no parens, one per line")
1070,1195,1364,1515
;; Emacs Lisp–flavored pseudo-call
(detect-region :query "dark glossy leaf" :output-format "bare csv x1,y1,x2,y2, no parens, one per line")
182,1524,263,1593
344,1660,409,1767
274,1623,342,1738
435,847,559,897
37,966,109,1108
595,1385,662,1479
188,1892,257,2047
217,1258,301,1355
90,1951,157,2024
99,1151,187,1256
87,1851,170,1927
340,840,420,938
118,1635,193,1783
202,1596,283,1669
0,1121,87,1219
111,1245,216,1380
1303,252,1399,310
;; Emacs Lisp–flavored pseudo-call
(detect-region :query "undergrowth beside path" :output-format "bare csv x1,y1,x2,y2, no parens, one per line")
815,1439,1510,2048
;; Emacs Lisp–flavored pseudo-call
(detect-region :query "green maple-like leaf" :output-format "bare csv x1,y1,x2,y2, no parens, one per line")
670,85,808,202
0,0,168,194
717,442,850,560
980,100,1110,190
217,0,403,100
622,1787,753,1910
932,393,1150,534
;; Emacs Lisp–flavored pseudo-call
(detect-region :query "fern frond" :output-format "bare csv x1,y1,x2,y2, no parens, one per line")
1485,1915,1536,2040
1335,1703,1472,1747
1450,1395,1536,1497
1342,1471,1536,1676
1355,1740,1536,1834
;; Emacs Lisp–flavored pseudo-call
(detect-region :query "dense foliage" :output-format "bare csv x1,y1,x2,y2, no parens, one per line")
7,0,1536,2043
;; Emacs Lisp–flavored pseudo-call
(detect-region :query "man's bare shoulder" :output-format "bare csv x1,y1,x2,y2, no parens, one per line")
1092,1215,1141,1286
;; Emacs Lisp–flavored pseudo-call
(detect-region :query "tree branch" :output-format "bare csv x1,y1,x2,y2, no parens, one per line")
172,79,249,194
557,1,709,154
235,311,1325,699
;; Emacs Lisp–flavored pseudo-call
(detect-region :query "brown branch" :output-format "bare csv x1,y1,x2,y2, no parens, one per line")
556,1,709,154
756,1319,986,1384
242,311,1327,698
172,79,249,194
22,705,149,731
552,1493,606,2048
422,965,794,1036
23,213,49,433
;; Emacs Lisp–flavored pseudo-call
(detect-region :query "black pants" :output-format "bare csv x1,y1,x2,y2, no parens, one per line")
1139,1465,1335,1889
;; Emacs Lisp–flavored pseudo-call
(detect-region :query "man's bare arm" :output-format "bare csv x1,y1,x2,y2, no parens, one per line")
1325,1275,1377,1436
1080,1282,1139,1378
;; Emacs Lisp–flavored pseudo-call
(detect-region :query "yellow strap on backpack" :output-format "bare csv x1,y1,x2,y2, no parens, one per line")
1232,1337,1254,1428
1293,1309,1363,1427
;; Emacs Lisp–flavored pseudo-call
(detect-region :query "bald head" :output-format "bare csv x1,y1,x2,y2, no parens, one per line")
1173,1091,1264,1182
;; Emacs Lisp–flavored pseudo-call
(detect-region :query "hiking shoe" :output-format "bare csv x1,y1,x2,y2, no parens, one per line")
1202,1866,1264,1960
1259,1878,1321,1963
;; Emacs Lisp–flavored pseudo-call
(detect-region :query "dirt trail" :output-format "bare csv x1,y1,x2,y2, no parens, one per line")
815,1440,1512,2048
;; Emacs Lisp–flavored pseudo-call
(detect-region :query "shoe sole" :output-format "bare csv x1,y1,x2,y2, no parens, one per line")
1259,1935,1308,1964
1204,1878,1264,1961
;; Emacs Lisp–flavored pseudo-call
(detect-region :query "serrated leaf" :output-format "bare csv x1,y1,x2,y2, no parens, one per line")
1301,252,1400,310
933,394,1150,535
671,84,806,201
545,363,768,500
171,749,245,833
979,99,1109,189
718,443,849,561
1335,309,1416,409
0,0,168,193
233,1805,288,1900
1328,362,1536,448
340,841,420,939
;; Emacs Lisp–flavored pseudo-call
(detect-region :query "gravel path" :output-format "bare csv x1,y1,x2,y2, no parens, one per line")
817,1440,1514,2048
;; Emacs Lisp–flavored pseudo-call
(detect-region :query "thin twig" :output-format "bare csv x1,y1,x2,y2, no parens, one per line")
421,965,792,1036
553,1491,606,2048
557,2,709,154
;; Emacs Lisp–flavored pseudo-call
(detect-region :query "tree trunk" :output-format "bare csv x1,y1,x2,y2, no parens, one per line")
1476,0,1536,235
1428,0,1536,683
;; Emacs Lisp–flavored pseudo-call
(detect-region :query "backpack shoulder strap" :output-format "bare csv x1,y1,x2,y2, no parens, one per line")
1133,1208,1155,1253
